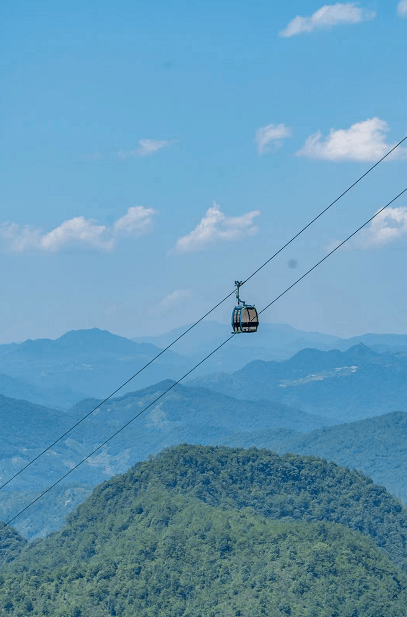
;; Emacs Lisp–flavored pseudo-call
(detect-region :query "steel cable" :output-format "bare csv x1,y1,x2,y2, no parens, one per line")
2,185,406,530
0,137,405,494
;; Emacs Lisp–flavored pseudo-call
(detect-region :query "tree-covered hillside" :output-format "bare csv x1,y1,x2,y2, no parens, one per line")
222,411,407,503
103,444,407,567
1,445,407,616
0,526,26,569
1,494,406,616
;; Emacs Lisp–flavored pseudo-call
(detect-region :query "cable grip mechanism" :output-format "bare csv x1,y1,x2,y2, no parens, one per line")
234,281,246,306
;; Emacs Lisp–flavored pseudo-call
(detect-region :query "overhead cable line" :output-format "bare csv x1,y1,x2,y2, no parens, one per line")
2,185,406,531
241,137,406,286
258,186,407,315
0,137,405,495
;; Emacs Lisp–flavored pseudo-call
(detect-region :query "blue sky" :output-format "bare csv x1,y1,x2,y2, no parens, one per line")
1,0,406,343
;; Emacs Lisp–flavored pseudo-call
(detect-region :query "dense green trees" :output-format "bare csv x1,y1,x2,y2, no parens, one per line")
222,411,407,502
1,444,407,615
96,444,407,566
0,525,26,568
1,492,407,616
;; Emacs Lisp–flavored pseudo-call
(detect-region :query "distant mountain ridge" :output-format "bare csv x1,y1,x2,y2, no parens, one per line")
189,343,407,422
133,320,407,368
2,325,407,539
0,372,84,409
0,381,328,538
2,335,407,537
2,378,327,483
0,328,190,408
1,325,407,408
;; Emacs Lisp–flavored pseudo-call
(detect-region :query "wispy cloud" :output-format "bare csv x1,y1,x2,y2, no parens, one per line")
171,201,260,254
117,139,171,159
397,0,407,17
0,207,156,254
161,289,191,308
280,3,376,37
255,123,291,155
297,118,407,162
327,206,407,251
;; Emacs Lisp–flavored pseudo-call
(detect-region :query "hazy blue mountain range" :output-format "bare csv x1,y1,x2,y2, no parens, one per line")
339,332,407,353
189,343,407,422
1,445,407,615
0,383,328,538
3,387,407,540
221,411,407,503
0,373,83,409
0,484,93,540
0,380,327,489
0,394,74,461
1,325,407,410
2,330,407,538
133,321,342,369
134,320,407,368
0,328,191,408
0,324,342,407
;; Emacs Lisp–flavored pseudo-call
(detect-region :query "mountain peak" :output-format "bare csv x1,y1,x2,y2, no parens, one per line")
345,342,378,360
57,327,123,344
54,328,161,354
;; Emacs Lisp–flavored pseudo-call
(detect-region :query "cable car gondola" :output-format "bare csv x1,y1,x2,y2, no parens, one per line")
231,281,259,333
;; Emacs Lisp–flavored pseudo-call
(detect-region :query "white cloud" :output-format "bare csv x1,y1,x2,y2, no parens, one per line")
327,206,407,251
398,0,407,17
117,139,171,159
280,3,376,37
297,118,407,162
255,123,291,155
172,201,260,254
113,206,154,237
161,289,191,308
355,206,407,248
0,207,156,254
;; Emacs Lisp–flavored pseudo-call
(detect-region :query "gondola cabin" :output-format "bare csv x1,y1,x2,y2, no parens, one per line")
231,281,259,333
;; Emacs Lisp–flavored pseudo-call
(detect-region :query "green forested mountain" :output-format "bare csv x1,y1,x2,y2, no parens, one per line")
222,411,407,502
1,495,406,616
0,526,26,569
3,384,407,543
1,445,407,616
98,444,407,566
